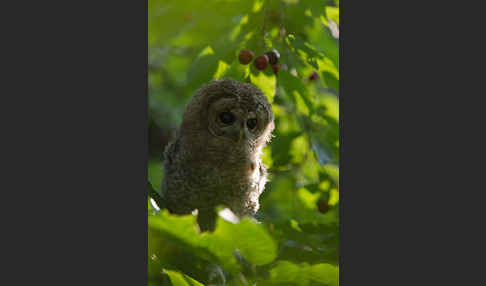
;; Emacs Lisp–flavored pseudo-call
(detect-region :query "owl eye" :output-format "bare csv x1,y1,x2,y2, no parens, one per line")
219,112,235,125
247,118,257,130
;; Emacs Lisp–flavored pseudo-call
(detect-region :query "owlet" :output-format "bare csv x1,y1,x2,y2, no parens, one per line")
161,78,274,231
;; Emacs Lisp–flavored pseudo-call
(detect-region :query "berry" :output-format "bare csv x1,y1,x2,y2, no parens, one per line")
265,49,280,65
254,55,269,70
309,71,319,81
271,63,286,75
271,64,279,75
238,49,254,65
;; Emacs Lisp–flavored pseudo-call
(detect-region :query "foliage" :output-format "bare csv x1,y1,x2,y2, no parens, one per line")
148,0,339,285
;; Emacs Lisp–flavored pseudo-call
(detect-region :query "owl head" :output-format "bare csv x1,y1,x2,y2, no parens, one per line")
181,78,274,150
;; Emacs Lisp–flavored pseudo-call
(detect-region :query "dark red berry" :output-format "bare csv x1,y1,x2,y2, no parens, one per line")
238,49,254,65
254,55,269,70
265,49,280,65
271,64,279,75
309,71,319,81
317,198,331,214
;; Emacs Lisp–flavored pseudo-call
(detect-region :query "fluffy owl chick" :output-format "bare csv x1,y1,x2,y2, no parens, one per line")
161,78,274,232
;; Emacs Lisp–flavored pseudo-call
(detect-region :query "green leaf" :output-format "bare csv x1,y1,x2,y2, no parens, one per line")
210,218,278,265
279,70,314,114
149,210,277,273
186,46,220,88
308,263,339,286
325,7,339,26
270,261,303,285
213,60,230,79
311,139,335,165
269,261,339,286
164,269,205,286
271,131,301,167
148,211,201,246
250,71,276,103
223,59,250,82
322,71,339,92
148,160,163,193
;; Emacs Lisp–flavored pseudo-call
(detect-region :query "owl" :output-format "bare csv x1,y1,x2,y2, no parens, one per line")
161,78,274,231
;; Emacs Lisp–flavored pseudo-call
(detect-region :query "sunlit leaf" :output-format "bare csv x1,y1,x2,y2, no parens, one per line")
308,263,339,286
325,7,339,26
208,218,278,265
164,269,205,286
149,210,277,273
270,261,303,285
250,71,276,103
269,261,339,286
213,60,230,79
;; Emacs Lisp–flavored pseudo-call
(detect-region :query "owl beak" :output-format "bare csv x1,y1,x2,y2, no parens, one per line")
226,125,244,143
227,122,246,143
236,128,244,144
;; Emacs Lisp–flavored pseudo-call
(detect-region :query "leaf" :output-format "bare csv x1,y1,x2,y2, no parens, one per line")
290,35,325,61
148,160,163,193
298,187,320,209
213,60,230,79
320,28,339,69
269,261,339,286
311,139,334,165
308,263,339,286
270,131,301,167
148,211,201,246
186,46,220,88
279,70,314,114
187,38,244,89
149,211,277,273
223,59,250,82
199,217,278,267
164,269,205,286
325,7,339,26
322,71,339,92
308,100,339,165
270,261,304,285
250,71,276,103
211,218,278,265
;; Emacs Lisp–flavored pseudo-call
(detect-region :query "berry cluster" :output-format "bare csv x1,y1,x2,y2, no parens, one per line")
238,49,319,82
238,49,281,75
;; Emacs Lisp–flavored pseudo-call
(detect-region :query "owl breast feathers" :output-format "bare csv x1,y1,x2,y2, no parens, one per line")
161,78,274,230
